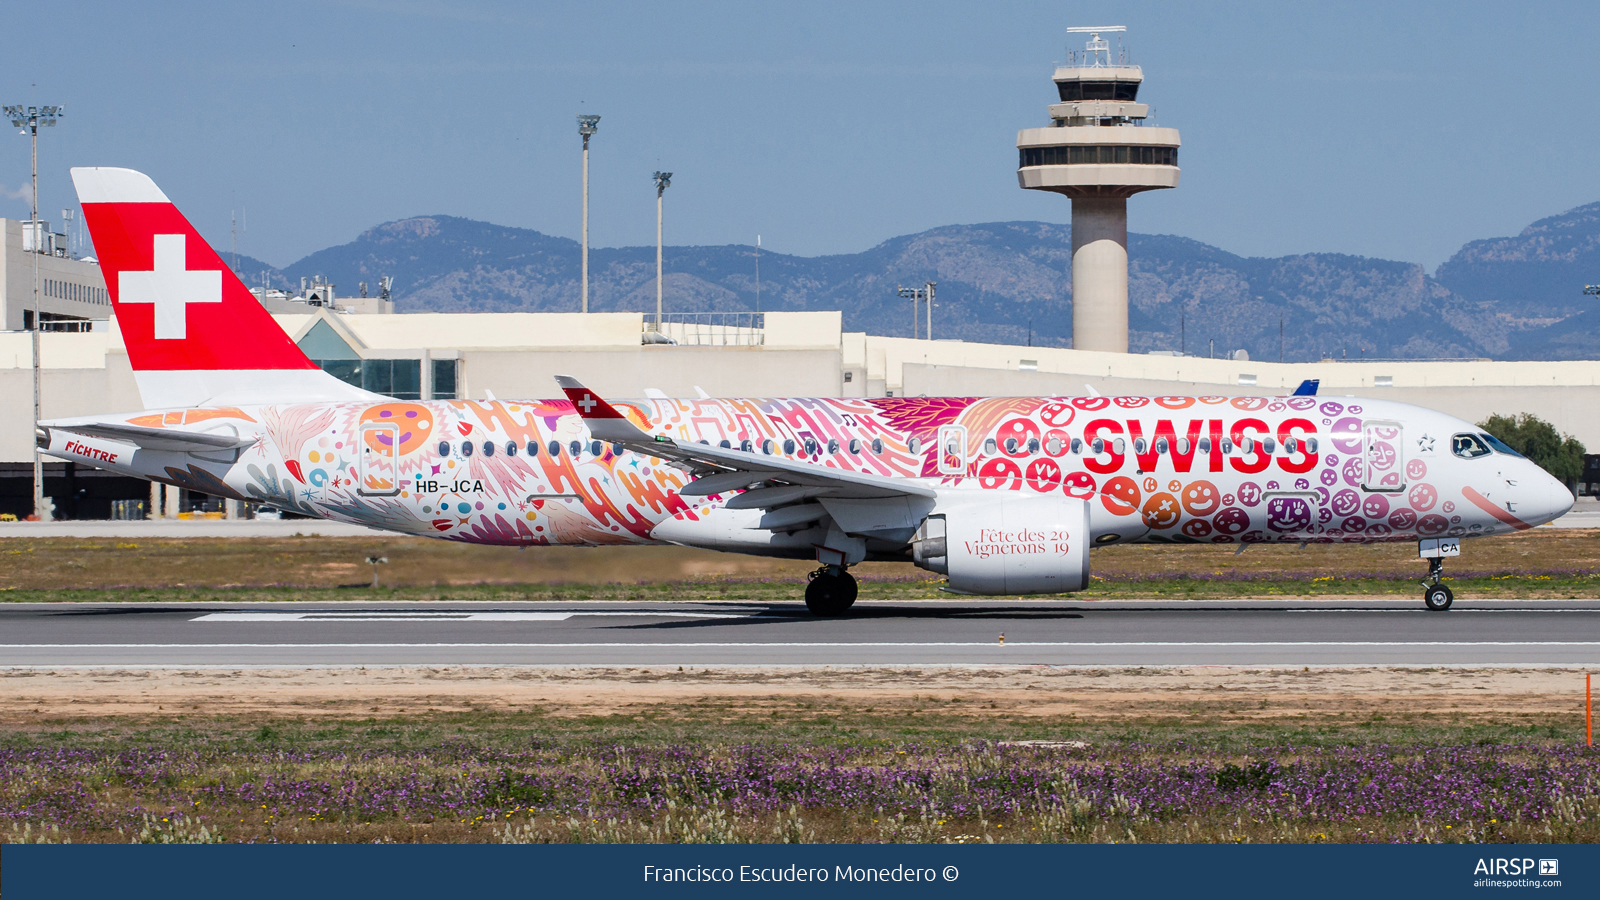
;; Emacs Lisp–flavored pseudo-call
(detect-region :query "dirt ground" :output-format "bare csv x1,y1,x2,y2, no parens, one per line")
0,665,1587,727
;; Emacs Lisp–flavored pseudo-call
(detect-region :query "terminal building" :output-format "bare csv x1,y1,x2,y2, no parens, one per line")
4,307,1600,519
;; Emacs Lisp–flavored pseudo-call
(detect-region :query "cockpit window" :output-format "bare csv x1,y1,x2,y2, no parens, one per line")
1452,433,1491,459
1478,432,1526,459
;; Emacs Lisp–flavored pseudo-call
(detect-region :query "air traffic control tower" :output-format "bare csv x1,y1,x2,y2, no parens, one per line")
1018,26,1179,353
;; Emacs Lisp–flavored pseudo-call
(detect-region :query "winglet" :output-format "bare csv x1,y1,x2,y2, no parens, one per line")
554,376,654,444
1292,379,1320,397
555,376,626,419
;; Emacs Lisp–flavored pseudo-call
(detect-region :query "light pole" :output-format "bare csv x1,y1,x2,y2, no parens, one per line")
897,285,925,339
652,170,672,330
896,282,936,340
4,103,63,522
577,114,600,313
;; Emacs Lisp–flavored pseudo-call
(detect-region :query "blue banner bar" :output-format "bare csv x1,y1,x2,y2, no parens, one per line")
3,844,1592,899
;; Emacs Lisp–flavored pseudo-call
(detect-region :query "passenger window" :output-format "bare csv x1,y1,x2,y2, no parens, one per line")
761,439,775,455
1003,438,1018,454
1239,438,1253,454
1284,437,1296,454
462,441,474,457
907,437,921,455
1177,439,1190,455
569,440,582,457
719,440,731,449
506,441,517,457
482,441,494,457
526,441,539,457
1133,438,1147,454
1155,438,1168,454
783,439,796,455
1112,438,1125,455
804,438,818,455
984,438,997,455
589,440,603,456
1222,439,1234,454
848,438,861,454
1199,438,1210,453
1262,438,1276,454
1306,438,1318,454
872,438,884,454
1027,438,1040,454
548,440,562,457
438,441,451,456
1477,433,1525,459
827,438,840,454
1046,438,1062,455
1452,433,1492,459
740,439,753,452
1071,438,1083,454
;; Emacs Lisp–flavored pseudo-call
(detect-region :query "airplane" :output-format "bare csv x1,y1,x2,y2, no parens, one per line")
37,167,1575,615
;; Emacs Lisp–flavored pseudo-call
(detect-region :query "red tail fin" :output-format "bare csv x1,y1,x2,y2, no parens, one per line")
72,167,371,408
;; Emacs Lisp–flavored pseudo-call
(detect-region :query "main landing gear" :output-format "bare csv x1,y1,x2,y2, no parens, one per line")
1422,557,1454,612
805,565,858,616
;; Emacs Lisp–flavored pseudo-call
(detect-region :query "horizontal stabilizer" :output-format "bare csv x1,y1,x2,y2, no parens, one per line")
49,422,256,453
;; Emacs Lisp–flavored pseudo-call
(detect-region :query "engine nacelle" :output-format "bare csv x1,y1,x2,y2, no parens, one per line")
911,494,1091,595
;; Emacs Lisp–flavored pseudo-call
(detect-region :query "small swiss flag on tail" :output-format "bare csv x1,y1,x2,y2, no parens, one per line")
72,167,316,373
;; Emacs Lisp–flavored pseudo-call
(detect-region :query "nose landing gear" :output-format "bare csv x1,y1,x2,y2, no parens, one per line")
1422,557,1454,611
805,565,858,616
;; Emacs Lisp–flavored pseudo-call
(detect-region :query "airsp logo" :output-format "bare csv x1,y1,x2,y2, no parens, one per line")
1473,858,1553,876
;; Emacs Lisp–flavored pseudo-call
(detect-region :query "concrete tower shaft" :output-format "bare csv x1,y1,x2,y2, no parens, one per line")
1017,27,1179,354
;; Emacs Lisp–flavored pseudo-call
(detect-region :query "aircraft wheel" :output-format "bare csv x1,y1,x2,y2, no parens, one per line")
805,568,857,616
1423,584,1454,612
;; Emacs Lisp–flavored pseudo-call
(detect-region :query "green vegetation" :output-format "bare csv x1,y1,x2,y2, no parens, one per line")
1479,412,1586,488
2,711,1595,845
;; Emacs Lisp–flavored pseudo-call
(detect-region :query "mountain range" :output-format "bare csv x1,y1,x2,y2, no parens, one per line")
229,200,1600,362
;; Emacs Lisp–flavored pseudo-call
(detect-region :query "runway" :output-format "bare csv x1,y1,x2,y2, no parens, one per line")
2,598,1599,668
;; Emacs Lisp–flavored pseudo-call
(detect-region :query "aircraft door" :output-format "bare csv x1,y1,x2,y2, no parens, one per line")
937,424,967,476
1362,421,1405,492
358,422,401,496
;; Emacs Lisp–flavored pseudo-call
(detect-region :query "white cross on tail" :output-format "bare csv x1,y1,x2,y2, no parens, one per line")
578,394,598,413
119,234,222,340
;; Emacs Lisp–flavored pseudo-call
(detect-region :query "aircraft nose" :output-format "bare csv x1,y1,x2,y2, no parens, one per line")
1525,468,1574,526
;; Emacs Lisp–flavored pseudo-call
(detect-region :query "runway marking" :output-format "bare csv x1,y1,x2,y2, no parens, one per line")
190,611,750,623
1282,609,1600,614
4,641,1600,649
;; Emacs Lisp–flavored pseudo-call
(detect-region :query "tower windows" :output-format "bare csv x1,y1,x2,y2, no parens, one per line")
1019,145,1177,168
1056,81,1140,102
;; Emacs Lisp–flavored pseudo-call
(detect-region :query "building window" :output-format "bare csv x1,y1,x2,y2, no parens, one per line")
1019,145,1177,168
431,359,459,400
311,358,423,400
1056,81,1140,102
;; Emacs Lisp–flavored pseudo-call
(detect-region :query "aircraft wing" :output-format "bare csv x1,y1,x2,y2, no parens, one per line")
554,376,934,507
44,421,258,453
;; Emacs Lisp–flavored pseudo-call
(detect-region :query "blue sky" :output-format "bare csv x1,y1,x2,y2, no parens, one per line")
3,1,1596,270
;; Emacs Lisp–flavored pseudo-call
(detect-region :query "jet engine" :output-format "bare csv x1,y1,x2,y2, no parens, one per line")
911,494,1091,595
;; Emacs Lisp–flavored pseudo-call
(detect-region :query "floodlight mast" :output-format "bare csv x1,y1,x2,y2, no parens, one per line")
896,283,935,340
652,171,672,330
3,103,63,523
577,115,600,313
